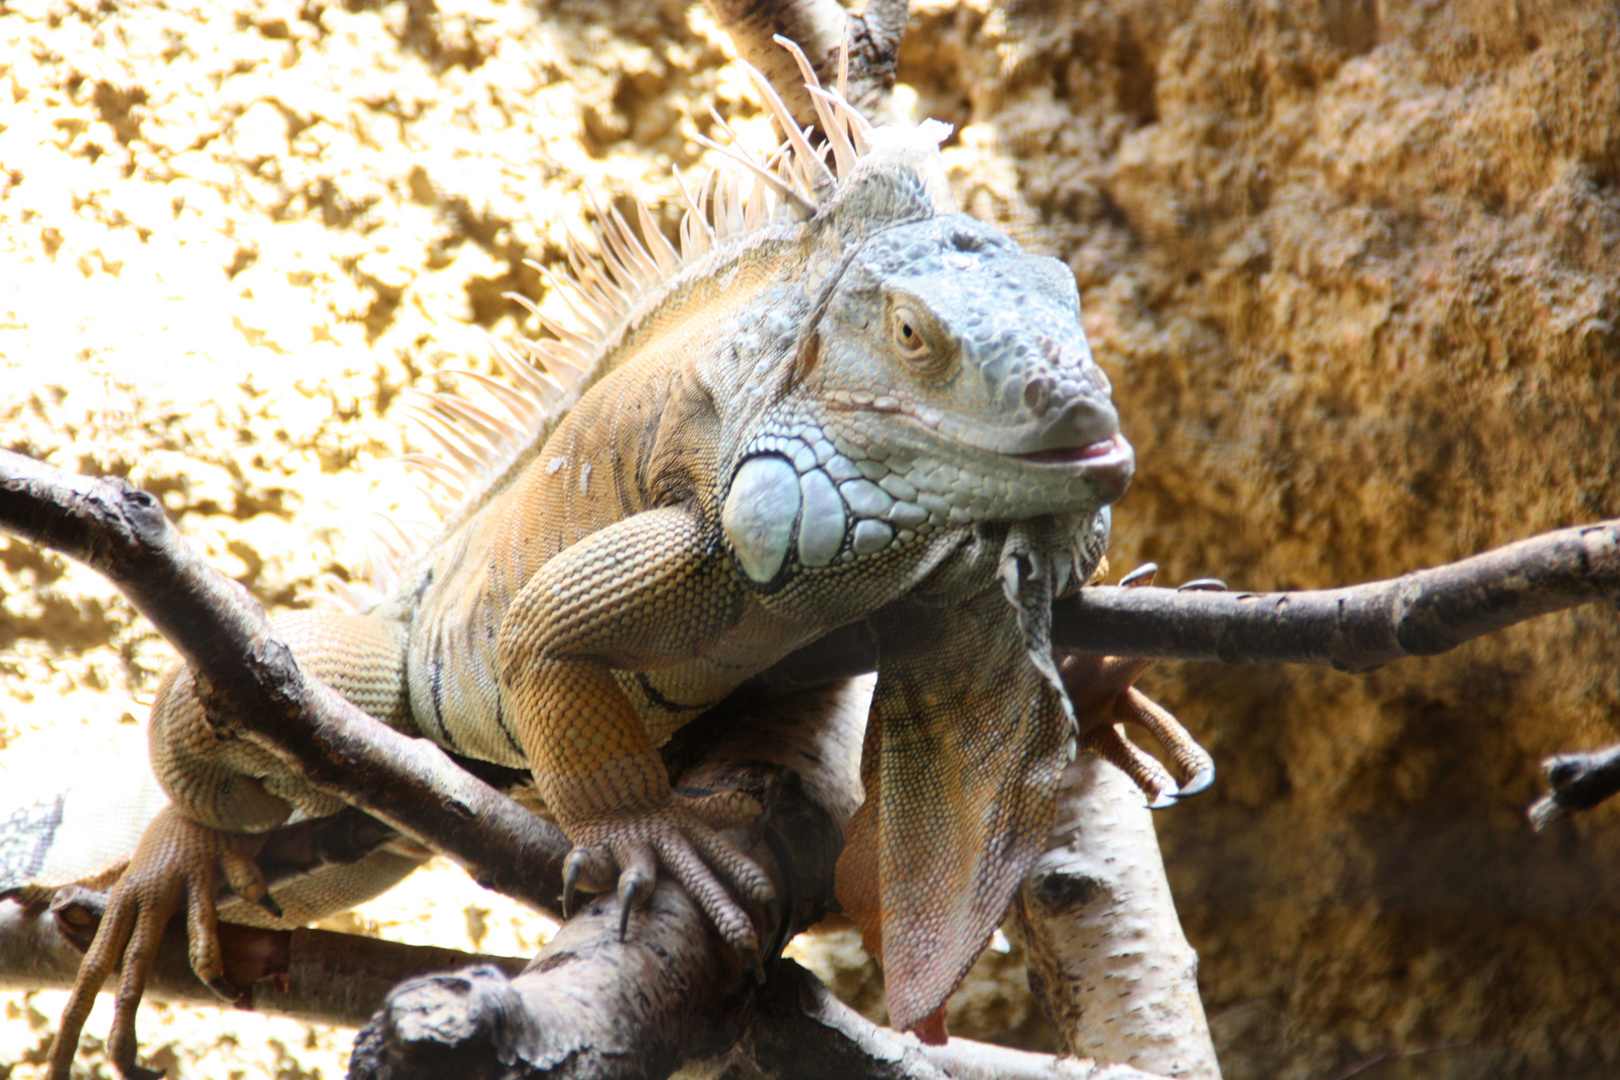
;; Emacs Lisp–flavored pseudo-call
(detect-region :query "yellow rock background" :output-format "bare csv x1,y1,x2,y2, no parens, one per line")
3,0,1618,1077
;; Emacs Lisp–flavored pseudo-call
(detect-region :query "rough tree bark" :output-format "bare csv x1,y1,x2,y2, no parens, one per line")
703,0,909,126
1019,759,1219,1080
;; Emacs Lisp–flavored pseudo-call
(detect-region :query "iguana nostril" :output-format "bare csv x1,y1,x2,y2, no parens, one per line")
1023,378,1052,412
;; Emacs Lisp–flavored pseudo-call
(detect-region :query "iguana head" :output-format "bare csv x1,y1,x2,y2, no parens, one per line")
722,204,1131,586
806,212,1132,525
682,81,1130,586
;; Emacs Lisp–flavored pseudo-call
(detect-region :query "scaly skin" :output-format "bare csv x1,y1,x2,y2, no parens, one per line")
45,610,426,1080
43,105,1215,1074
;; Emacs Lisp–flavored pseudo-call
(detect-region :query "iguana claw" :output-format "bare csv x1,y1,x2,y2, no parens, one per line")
1062,565,1217,805
206,975,242,1002
561,847,598,916
1118,561,1159,587
564,791,772,961
47,805,272,1080
615,848,655,940
1175,764,1217,799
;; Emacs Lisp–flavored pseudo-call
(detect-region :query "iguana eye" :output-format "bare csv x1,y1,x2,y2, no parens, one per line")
889,303,953,380
893,308,925,354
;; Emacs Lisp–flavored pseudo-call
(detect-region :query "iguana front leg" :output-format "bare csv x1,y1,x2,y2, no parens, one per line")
498,505,775,957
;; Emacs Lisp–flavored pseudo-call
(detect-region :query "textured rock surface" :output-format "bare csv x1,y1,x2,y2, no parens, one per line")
900,2,1620,1077
3,0,1618,1077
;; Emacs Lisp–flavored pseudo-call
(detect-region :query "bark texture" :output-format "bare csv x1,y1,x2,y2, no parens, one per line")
1018,759,1218,1080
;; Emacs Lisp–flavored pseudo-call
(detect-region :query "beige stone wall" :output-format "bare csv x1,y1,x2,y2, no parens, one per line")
3,0,1618,1077
902,2,1620,1077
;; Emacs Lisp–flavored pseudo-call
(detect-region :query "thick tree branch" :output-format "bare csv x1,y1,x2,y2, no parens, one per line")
703,0,907,126
1053,520,1620,671
1018,759,1218,1079
0,448,570,915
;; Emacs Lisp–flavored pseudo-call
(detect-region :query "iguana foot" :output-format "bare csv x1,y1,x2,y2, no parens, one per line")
560,790,773,965
1063,565,1216,807
48,805,273,1080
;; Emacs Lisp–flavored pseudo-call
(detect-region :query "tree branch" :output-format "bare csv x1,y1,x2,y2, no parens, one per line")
1052,520,1620,671
763,519,1620,685
0,889,523,1025
702,0,907,126
0,448,571,915
1018,759,1218,1079
1528,742,1620,828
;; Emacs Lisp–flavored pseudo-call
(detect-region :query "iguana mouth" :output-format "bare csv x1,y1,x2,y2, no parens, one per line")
1017,433,1128,466
1015,433,1135,496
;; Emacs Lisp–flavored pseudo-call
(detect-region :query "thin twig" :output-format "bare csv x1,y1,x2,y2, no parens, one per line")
1528,742,1620,828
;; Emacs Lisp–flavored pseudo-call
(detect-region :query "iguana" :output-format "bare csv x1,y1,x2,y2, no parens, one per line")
14,44,1212,1079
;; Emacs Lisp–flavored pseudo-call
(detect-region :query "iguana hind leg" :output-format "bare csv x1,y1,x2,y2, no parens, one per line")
47,804,274,1080
499,505,774,960
1062,565,1216,804
50,610,415,1080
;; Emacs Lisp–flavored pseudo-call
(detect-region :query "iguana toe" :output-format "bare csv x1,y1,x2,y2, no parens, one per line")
1062,640,1214,805
1079,721,1182,806
1115,684,1216,796
615,846,656,939
47,805,271,1080
562,846,614,916
565,796,771,963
